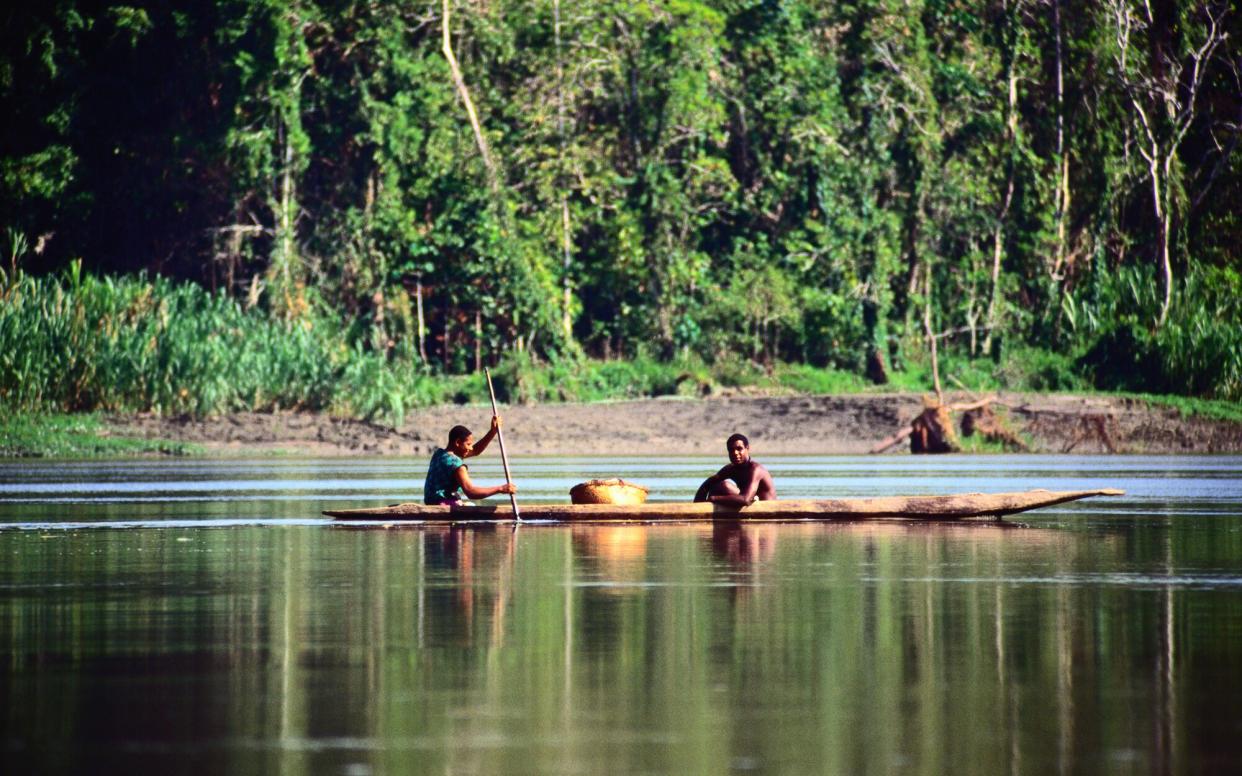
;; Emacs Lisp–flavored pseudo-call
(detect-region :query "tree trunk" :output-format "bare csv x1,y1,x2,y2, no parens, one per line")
1145,147,1170,326
923,264,943,404
866,348,889,385
966,302,978,358
442,0,499,194
984,0,1018,355
1109,0,1229,329
1052,0,1069,279
279,127,295,292
475,309,482,373
415,275,427,364
910,404,958,454
267,118,300,317
983,176,1013,355
1158,152,1174,325
560,198,572,341
554,0,574,345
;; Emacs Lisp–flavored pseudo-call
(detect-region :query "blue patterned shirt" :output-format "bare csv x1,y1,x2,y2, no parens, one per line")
423,448,465,504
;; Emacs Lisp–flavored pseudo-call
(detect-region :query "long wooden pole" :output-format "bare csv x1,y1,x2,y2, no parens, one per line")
484,368,520,520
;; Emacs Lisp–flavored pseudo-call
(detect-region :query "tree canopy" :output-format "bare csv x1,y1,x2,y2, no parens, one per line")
4,0,1240,399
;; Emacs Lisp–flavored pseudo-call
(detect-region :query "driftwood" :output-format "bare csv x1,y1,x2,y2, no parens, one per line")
442,0,500,194
326,489,1126,523
961,404,1028,451
872,393,1027,455
870,427,913,454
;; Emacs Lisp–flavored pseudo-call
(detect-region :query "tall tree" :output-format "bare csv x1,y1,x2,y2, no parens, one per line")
1107,0,1231,325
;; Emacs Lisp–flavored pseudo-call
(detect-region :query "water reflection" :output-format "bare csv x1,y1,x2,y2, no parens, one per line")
3,457,1242,774
4,521,1237,772
709,522,779,567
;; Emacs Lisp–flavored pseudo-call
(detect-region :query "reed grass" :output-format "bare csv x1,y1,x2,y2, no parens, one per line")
0,264,344,416
3,265,1237,435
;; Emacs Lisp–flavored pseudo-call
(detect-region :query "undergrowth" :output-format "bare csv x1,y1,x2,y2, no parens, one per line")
2,266,1238,433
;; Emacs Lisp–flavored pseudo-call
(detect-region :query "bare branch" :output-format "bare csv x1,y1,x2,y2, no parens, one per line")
1174,6,1228,149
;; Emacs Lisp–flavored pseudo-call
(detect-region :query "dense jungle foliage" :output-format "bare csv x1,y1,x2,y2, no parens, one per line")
2,0,1240,417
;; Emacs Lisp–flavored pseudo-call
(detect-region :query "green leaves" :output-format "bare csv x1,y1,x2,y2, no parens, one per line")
2,0,1239,401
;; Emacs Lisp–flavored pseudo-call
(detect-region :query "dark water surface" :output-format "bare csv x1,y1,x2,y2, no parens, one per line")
2,455,1241,775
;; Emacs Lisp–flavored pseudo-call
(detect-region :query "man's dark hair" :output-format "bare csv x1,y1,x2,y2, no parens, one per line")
448,425,472,445
726,433,749,449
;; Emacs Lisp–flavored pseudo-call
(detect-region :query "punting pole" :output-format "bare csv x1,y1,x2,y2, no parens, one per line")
484,368,520,521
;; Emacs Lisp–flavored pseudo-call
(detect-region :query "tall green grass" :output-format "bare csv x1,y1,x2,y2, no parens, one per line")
2,268,506,426
3,265,1238,431
1,264,345,415
1068,262,1242,402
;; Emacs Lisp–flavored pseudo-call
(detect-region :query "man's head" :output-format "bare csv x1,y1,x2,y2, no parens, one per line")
726,433,750,464
447,425,474,455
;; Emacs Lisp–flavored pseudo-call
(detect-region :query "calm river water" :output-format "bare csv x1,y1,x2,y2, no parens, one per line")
2,455,1241,775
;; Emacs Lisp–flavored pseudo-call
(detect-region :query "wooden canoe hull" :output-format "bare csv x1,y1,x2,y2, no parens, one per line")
324,489,1124,523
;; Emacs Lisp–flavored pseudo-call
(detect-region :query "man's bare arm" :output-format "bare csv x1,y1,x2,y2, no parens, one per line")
466,416,501,458
694,465,732,502
707,465,765,508
455,465,515,499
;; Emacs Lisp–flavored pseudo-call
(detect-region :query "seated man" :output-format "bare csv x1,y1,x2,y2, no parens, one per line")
423,416,517,505
693,433,776,507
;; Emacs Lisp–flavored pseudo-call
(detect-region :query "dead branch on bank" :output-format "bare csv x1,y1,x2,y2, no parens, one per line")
960,402,1028,451
871,393,1027,454
871,286,1026,454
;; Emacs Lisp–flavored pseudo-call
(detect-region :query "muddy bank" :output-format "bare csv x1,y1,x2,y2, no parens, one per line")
106,393,1242,457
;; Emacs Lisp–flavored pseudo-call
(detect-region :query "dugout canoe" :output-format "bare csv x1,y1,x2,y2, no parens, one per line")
324,488,1124,523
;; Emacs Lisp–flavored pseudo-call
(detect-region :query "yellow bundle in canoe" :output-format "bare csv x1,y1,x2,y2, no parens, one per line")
569,478,650,505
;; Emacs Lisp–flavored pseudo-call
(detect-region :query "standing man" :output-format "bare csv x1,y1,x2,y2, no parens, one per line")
693,433,777,507
423,416,517,505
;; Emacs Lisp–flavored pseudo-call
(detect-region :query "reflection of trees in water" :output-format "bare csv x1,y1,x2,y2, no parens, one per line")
8,520,1235,773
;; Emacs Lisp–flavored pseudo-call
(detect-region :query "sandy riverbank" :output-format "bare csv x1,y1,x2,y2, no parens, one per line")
104,393,1242,457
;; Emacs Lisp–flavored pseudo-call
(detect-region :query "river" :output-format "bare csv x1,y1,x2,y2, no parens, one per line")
2,455,1241,774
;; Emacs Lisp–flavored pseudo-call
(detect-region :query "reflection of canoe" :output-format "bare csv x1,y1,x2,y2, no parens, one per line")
325,489,1124,522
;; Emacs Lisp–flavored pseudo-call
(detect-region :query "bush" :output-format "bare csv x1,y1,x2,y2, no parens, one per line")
770,363,867,394
0,266,404,418
489,352,697,404
1072,262,1242,401
990,348,1087,392
5,260,1237,427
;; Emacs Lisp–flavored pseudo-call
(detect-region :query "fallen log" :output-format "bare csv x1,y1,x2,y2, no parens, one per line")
870,426,913,454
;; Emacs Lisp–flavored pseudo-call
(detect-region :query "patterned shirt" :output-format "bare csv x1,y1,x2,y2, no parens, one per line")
423,448,465,504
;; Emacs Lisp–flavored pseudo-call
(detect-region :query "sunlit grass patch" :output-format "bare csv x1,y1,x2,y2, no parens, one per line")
1115,393,1242,424
0,412,200,458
